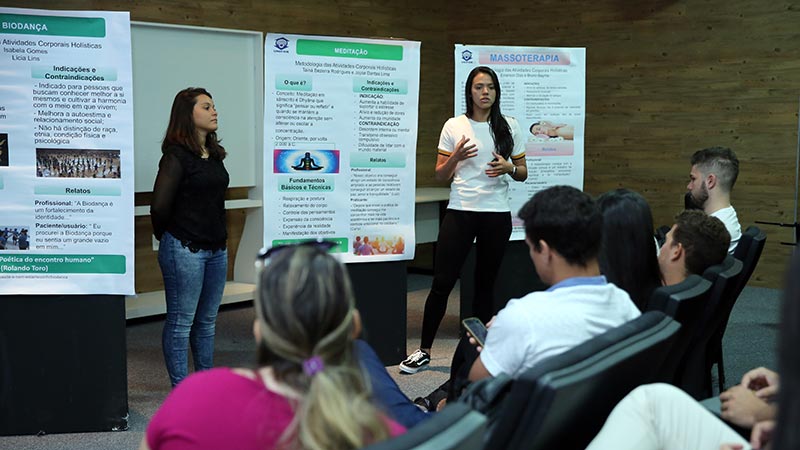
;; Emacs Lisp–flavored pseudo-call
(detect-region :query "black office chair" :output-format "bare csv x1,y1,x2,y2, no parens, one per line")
362,402,486,450
732,225,767,298
708,226,767,390
483,311,681,450
646,274,713,384
676,255,743,399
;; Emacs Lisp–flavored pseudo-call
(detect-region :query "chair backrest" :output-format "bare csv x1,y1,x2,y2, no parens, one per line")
732,225,767,298
362,402,486,450
732,225,754,261
484,311,681,450
676,255,743,398
646,274,713,383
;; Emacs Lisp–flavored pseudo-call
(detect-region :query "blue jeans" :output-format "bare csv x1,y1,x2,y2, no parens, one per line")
355,340,431,428
158,232,227,386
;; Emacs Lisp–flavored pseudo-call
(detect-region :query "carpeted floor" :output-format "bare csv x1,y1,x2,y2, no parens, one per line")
0,276,781,450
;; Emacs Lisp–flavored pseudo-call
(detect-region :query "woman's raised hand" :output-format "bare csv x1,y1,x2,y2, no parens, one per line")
453,135,478,161
486,152,513,178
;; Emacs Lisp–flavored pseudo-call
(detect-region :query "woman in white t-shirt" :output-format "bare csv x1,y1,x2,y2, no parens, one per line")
400,66,528,374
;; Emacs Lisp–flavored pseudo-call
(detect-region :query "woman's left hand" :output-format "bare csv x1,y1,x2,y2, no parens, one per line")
486,152,513,178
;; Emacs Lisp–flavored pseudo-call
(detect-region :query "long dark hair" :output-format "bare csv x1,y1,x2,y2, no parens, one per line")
774,251,800,450
464,66,514,159
596,189,662,310
162,87,226,160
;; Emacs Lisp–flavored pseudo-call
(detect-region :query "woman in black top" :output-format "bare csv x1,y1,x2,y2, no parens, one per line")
151,87,230,387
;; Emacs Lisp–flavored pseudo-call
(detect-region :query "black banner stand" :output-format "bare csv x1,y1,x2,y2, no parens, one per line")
459,240,546,322
0,295,128,436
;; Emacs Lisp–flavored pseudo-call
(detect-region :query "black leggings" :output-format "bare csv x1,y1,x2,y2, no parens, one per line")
420,209,512,349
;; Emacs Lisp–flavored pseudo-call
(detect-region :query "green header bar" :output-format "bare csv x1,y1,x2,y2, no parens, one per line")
0,254,125,274
275,74,312,91
270,238,348,253
297,39,402,61
353,77,408,95
31,65,117,82
350,152,406,168
34,185,121,196
278,176,334,192
0,13,106,38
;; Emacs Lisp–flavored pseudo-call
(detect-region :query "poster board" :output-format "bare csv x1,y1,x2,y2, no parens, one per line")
262,33,421,263
0,7,134,294
454,44,586,240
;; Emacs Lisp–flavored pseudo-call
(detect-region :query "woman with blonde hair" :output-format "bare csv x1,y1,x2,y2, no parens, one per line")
141,242,404,450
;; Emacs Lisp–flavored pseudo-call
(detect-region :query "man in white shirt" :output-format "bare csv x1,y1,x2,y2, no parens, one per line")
686,147,741,254
468,186,641,381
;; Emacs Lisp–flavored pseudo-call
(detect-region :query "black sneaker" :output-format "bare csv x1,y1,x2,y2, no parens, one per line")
400,349,431,374
413,396,432,412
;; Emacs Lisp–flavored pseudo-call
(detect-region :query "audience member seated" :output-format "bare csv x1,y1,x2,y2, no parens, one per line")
140,243,404,450
586,249,800,450
658,210,730,286
686,146,741,253
417,187,641,411
466,186,640,382
597,188,663,311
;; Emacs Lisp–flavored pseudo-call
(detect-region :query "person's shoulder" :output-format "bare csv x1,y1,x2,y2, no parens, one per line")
172,367,250,395
719,205,739,218
562,280,631,298
184,366,237,382
604,282,638,305
162,143,186,154
443,115,469,128
162,143,195,160
503,115,520,126
498,291,553,317
590,283,640,317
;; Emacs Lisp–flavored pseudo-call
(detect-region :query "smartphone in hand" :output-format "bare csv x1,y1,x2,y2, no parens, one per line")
461,317,488,348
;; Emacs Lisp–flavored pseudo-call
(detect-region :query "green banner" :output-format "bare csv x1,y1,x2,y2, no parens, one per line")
352,76,408,94
278,175,334,192
0,254,125,274
269,238,349,253
350,152,406,168
0,13,105,37
297,39,402,61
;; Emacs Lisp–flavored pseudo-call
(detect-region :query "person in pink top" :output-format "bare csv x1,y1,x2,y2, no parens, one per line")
141,241,404,450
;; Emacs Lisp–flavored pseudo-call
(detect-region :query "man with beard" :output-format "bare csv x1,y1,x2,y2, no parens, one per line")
687,147,741,253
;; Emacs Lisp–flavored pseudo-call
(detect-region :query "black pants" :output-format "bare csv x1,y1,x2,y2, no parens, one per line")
420,209,512,349
447,335,481,401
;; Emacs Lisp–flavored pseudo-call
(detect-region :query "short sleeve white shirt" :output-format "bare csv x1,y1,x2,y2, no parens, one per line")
479,277,641,378
438,115,526,212
710,205,741,254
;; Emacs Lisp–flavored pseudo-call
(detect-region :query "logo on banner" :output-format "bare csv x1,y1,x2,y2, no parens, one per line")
274,37,290,52
461,50,473,63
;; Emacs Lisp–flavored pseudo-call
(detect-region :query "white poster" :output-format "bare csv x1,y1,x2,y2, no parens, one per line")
0,8,135,294
264,33,420,263
455,44,586,240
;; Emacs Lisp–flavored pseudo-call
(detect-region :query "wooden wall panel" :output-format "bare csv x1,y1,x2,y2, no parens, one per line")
8,0,798,287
